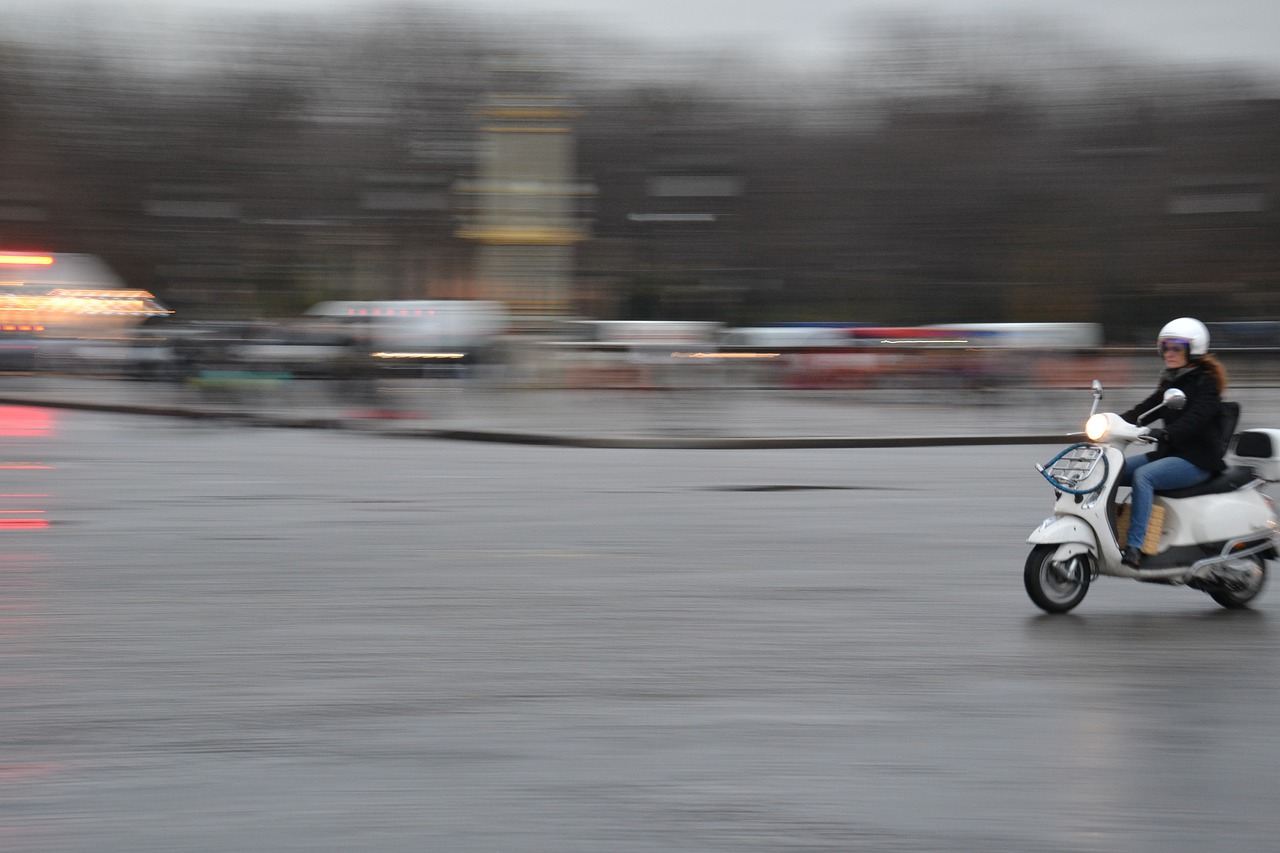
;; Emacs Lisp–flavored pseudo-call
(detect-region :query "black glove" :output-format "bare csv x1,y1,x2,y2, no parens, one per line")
1147,427,1168,444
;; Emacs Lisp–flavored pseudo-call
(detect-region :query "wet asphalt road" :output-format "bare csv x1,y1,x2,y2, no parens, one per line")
4,406,1280,852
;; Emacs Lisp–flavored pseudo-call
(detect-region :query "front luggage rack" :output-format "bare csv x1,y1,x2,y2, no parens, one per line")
1037,442,1108,495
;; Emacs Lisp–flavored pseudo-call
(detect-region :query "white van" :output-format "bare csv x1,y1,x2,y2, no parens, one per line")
304,300,510,360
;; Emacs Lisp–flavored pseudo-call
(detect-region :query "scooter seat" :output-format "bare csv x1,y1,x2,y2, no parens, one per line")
1157,465,1256,499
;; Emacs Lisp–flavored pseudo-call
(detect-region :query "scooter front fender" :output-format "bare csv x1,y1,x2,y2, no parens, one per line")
1028,516,1099,562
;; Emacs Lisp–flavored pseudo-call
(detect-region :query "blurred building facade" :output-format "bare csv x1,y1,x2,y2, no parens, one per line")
0,11,1277,340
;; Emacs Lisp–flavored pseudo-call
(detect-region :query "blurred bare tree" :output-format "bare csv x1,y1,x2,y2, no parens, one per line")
0,6,1277,339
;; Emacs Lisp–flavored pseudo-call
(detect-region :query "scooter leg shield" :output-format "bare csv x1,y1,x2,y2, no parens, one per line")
1028,516,1098,555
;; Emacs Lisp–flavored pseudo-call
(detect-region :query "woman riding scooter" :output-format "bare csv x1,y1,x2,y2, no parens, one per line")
1118,317,1230,568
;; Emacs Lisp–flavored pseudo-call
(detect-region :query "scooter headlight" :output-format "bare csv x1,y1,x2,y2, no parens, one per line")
1085,413,1111,441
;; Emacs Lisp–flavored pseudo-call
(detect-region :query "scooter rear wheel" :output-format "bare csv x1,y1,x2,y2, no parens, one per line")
1025,544,1091,614
1208,552,1266,609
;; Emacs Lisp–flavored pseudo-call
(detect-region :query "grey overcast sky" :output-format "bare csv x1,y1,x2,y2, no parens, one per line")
7,0,1280,75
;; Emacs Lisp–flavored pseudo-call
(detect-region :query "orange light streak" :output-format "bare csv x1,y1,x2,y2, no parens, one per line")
0,255,53,265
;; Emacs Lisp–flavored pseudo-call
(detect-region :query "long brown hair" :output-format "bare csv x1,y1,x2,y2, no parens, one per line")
1198,353,1229,394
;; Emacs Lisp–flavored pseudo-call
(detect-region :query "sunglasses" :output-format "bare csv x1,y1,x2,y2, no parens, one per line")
1160,340,1190,354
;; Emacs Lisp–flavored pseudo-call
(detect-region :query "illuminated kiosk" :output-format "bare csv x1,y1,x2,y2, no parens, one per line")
456,73,593,320
0,253,171,336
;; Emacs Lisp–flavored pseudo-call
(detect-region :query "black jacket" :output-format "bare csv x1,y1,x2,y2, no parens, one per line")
1121,363,1227,472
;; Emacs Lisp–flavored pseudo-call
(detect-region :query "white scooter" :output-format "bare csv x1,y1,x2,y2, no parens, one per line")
1026,380,1280,613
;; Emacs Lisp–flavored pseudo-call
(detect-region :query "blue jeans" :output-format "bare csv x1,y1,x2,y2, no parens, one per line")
1119,453,1211,550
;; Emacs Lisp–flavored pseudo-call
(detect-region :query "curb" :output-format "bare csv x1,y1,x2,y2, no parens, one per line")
384,429,1074,449
0,395,1073,449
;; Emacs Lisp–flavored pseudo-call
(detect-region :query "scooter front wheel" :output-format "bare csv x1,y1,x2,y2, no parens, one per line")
1025,544,1091,614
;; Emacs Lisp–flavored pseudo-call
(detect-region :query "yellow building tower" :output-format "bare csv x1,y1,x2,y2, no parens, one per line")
457,77,592,319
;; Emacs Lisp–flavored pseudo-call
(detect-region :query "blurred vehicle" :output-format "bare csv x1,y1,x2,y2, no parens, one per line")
0,252,171,337
226,323,354,378
773,322,1104,389
51,329,178,379
35,320,350,381
0,333,40,371
1205,321,1280,349
854,322,1103,349
547,320,726,389
1,251,172,373
920,322,1103,349
304,300,509,372
570,320,723,347
720,326,849,348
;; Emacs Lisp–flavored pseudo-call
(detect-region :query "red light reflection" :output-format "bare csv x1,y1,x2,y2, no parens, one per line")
0,519,47,530
0,490,50,529
0,406,55,438
0,406,55,531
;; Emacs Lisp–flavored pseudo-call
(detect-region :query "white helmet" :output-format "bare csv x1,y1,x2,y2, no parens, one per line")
1157,317,1210,358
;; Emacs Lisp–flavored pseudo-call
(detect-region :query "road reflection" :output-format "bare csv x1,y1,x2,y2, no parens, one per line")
0,406,58,849
1022,607,1277,838
0,406,54,530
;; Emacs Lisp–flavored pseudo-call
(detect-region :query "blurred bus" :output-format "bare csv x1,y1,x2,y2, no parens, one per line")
906,320,1105,348
721,322,1103,350
0,251,171,370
